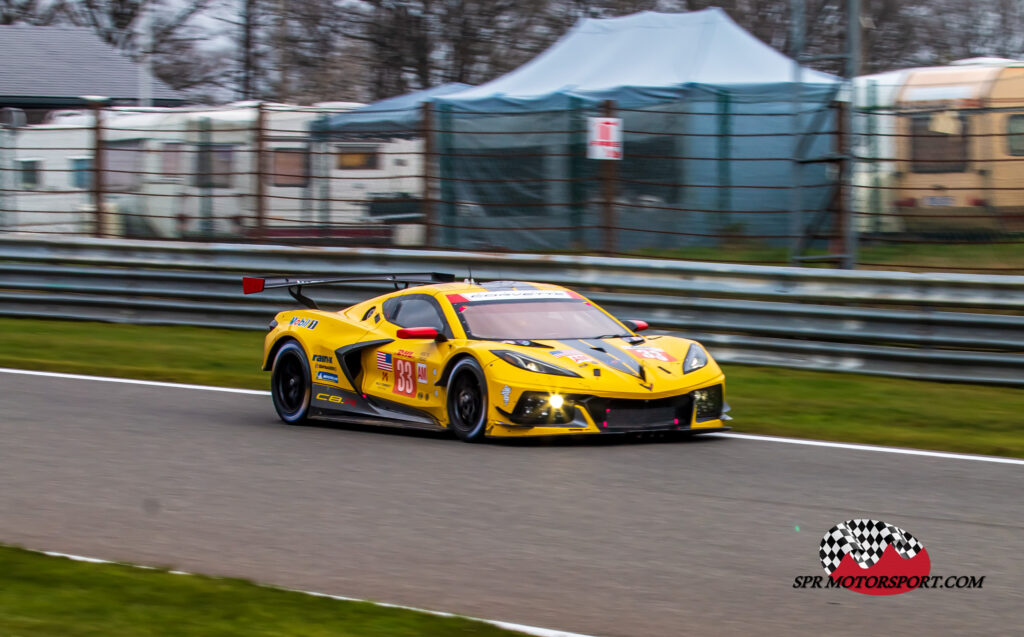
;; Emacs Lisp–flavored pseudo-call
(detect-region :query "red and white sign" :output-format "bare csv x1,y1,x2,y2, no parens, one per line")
393,358,416,397
587,117,622,160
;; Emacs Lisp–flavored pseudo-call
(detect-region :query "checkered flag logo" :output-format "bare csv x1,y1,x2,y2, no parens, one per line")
819,519,924,575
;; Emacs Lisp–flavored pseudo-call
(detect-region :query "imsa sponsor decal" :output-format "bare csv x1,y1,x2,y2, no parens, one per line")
316,371,339,383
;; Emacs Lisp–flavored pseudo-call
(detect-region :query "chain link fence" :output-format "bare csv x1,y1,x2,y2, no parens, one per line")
2,72,1024,273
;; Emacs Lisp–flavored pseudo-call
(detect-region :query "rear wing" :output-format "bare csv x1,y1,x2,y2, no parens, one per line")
242,272,456,310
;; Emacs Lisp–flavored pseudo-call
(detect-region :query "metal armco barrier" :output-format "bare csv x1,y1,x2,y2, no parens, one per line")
1,235,1022,386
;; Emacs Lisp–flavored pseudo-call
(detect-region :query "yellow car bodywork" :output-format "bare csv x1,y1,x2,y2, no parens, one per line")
259,280,729,439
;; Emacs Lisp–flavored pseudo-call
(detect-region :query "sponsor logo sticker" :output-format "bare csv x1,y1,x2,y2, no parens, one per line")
501,385,511,405
452,290,572,302
312,354,333,363
316,392,348,405
416,362,428,384
550,349,594,364
316,371,339,383
289,317,319,330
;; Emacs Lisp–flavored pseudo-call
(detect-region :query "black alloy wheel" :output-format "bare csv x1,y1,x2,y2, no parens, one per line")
446,358,488,442
271,340,312,425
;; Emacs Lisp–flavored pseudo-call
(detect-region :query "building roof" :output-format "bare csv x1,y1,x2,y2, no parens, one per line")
0,24,185,104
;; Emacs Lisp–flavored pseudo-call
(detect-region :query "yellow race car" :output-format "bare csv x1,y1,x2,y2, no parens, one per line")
243,273,730,441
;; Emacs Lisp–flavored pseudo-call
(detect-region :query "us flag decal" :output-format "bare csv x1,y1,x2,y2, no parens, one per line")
376,351,393,372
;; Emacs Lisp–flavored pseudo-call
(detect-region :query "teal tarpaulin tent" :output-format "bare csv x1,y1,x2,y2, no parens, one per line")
327,8,841,252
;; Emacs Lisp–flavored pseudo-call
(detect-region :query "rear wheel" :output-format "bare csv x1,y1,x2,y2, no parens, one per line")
271,340,311,425
446,358,488,442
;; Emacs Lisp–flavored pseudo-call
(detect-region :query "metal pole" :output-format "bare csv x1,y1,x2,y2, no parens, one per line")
866,79,881,233
568,96,584,249
421,101,436,248
199,117,213,237
601,99,617,256
315,115,329,237
789,0,805,264
842,0,860,269
91,100,106,237
717,91,732,229
254,102,266,240
438,104,454,247
138,4,152,108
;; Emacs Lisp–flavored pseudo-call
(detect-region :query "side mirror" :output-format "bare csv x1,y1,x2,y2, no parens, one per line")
621,319,649,332
396,326,445,341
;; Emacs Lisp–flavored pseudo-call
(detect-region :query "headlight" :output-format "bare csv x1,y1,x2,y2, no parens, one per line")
491,350,582,378
693,385,724,421
683,343,708,373
511,392,575,424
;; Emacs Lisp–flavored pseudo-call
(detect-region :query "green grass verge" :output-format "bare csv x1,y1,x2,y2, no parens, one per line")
0,545,524,637
1,317,1022,458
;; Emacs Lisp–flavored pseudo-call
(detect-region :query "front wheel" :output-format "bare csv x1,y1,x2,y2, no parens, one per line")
271,340,311,425
446,358,488,442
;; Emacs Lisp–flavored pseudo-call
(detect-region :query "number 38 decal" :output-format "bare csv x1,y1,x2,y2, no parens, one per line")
393,358,416,397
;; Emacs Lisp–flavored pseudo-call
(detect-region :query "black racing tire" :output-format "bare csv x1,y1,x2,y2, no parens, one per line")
270,340,312,425
446,357,489,442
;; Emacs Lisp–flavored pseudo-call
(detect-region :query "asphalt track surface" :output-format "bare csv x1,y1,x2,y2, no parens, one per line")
1,372,1022,636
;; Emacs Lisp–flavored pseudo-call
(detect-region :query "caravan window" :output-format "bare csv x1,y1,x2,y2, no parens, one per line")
16,159,41,190
272,149,308,186
336,146,379,170
104,139,144,191
195,144,234,188
1007,115,1024,156
70,157,92,189
910,113,968,173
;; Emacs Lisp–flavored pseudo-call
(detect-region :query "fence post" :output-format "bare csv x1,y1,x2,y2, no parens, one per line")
421,101,435,248
716,91,732,229
568,96,585,248
438,104,454,247
198,116,213,237
834,99,849,261
88,98,107,237
254,102,266,241
600,99,617,255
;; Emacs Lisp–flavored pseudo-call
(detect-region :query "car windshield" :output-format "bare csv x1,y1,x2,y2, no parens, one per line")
455,299,627,340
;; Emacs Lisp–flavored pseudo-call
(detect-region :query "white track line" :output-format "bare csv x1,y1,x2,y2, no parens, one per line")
3,367,1021,466
0,367,269,395
708,432,1024,466
37,550,595,637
